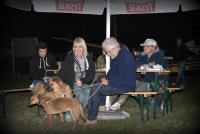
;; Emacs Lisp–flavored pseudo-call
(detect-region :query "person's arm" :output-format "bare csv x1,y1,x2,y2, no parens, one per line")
136,53,147,67
108,56,136,86
57,55,71,83
47,54,58,69
29,58,43,80
154,51,165,67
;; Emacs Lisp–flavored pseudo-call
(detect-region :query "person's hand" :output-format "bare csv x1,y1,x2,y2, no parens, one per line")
76,80,83,87
101,78,108,85
148,61,155,68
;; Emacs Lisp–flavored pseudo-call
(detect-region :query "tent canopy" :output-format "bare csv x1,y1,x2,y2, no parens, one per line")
3,0,200,14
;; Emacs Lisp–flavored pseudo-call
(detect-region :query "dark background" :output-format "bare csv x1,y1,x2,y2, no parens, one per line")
0,4,200,76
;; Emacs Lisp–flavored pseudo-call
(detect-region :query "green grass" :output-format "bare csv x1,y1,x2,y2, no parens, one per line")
0,76,200,134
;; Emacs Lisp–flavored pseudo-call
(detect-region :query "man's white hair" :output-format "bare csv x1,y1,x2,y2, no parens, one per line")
102,37,120,49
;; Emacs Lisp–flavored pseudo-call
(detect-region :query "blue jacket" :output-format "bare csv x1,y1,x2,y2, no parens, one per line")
105,48,136,92
136,48,166,82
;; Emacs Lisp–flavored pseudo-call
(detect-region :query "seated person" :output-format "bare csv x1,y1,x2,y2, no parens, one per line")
110,38,166,111
93,50,106,84
57,37,95,109
96,50,106,69
85,37,136,125
29,41,58,87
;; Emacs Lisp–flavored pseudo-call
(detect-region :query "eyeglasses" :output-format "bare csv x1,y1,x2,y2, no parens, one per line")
103,47,115,56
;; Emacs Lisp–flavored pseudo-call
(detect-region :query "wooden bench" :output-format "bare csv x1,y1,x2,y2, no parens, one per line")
0,88,32,93
124,90,167,123
125,91,162,97
168,87,183,93
0,88,32,118
164,87,184,114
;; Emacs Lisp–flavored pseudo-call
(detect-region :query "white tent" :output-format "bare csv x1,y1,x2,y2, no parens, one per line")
32,0,200,109
3,0,200,108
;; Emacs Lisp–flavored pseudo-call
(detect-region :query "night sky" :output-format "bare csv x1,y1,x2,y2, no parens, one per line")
0,4,200,57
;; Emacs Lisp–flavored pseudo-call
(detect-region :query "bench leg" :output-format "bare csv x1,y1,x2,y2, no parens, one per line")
3,96,6,118
146,98,149,121
0,93,7,118
169,93,173,113
162,91,168,116
138,95,145,123
152,96,157,119
166,92,169,114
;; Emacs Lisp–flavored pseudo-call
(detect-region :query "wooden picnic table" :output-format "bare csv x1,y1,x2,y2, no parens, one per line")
46,69,60,74
95,67,171,122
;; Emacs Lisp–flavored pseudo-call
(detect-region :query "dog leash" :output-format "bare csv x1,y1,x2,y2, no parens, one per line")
79,84,103,103
45,96,60,104
72,83,101,91
44,83,102,104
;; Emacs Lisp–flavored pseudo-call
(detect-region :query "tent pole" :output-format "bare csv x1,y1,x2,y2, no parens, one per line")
105,0,111,111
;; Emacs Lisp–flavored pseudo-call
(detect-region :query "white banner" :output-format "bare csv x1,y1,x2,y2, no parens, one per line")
4,0,199,14
32,0,105,15
110,0,180,14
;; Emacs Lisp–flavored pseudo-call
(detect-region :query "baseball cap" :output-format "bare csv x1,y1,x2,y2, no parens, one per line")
140,38,157,47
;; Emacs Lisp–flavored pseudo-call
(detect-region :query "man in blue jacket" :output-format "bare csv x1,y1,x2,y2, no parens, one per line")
136,38,166,87
86,37,136,125
136,38,166,113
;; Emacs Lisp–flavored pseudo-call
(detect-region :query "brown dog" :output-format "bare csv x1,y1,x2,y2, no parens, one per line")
28,91,57,106
48,77,73,98
28,91,65,123
31,83,46,95
38,96,86,128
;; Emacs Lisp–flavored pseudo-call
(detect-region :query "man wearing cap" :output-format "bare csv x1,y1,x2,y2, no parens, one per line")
29,41,58,87
136,38,166,112
137,38,165,67
110,38,166,111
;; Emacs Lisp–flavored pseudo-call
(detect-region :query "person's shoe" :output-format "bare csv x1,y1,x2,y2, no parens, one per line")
85,119,97,125
110,102,121,111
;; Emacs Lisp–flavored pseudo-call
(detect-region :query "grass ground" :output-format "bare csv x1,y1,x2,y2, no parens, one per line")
0,76,200,134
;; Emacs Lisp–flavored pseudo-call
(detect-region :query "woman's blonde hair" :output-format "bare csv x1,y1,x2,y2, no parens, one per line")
73,37,88,56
